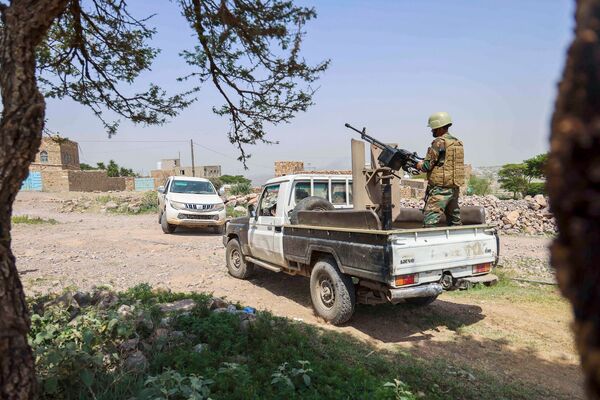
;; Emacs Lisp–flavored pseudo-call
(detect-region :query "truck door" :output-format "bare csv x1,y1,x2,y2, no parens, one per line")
158,178,170,211
249,183,286,266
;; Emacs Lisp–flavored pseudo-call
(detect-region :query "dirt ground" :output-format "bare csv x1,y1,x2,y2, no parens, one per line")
13,191,583,399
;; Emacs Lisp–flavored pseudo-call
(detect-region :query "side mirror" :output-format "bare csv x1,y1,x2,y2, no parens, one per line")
157,186,165,194
247,204,256,218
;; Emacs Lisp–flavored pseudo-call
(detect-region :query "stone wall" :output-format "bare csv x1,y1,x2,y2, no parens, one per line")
40,170,70,191
275,161,304,177
67,171,126,192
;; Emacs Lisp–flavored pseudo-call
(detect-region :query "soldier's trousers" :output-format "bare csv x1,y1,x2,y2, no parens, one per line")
423,186,462,227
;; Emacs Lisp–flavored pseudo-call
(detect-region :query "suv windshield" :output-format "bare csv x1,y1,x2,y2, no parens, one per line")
170,180,216,194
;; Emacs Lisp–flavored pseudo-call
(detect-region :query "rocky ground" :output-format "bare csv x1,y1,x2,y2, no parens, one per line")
399,194,555,235
12,191,580,399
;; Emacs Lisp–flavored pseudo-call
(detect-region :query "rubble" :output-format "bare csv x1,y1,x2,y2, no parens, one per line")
397,195,556,235
223,193,258,208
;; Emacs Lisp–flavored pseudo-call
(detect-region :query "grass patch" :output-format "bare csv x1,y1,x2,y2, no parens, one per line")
30,284,561,400
98,191,158,214
12,215,58,225
445,270,563,305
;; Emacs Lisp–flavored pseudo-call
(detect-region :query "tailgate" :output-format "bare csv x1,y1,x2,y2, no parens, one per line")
390,226,498,279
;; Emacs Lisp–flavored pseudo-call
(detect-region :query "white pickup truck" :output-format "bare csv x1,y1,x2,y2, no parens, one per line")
224,174,499,324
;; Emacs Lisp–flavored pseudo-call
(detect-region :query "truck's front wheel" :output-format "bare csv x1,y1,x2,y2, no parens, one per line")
161,212,177,234
310,258,355,325
226,239,254,279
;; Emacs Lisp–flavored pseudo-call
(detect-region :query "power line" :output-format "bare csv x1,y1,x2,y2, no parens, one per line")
76,140,189,143
192,141,272,170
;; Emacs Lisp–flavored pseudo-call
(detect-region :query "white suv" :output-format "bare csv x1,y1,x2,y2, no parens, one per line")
157,176,226,234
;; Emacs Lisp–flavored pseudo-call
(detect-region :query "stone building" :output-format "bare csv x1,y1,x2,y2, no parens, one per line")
274,161,305,177
24,136,144,192
30,137,80,171
151,158,222,181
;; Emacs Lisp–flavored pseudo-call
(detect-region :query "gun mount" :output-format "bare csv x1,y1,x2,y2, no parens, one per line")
346,123,423,230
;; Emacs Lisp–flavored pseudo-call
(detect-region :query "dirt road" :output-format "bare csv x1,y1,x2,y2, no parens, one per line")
13,192,583,399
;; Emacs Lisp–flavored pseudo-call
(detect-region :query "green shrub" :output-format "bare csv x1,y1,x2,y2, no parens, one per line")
139,191,159,213
30,285,553,400
230,182,252,196
526,182,546,196
226,205,247,218
467,176,491,196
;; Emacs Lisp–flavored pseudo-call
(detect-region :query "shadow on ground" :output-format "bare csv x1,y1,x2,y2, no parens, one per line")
167,227,223,237
247,268,484,342
245,269,584,400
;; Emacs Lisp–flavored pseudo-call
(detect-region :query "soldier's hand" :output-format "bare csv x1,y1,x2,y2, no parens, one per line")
416,161,424,171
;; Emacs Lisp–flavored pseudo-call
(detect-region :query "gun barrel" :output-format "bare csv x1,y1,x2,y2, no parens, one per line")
344,123,389,150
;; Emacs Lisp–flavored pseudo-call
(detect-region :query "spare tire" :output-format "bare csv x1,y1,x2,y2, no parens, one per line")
290,196,335,225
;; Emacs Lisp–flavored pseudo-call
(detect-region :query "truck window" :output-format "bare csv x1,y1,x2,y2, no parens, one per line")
348,182,353,204
259,184,280,216
331,181,347,205
313,181,329,200
294,181,310,203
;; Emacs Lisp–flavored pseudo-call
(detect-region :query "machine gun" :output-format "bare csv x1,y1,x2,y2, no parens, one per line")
344,123,423,175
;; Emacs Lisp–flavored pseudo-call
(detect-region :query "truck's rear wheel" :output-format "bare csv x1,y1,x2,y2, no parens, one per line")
310,258,355,325
290,196,335,225
404,295,438,307
226,239,254,279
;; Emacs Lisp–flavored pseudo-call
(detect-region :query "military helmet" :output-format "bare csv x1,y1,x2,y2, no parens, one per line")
427,112,452,129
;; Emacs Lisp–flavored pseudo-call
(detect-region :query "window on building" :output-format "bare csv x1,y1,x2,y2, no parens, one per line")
180,170,185,175
40,151,48,163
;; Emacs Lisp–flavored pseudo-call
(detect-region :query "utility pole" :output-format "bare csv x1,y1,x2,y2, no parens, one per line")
190,139,196,177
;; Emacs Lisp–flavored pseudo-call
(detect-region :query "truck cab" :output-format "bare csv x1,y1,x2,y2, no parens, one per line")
246,174,353,267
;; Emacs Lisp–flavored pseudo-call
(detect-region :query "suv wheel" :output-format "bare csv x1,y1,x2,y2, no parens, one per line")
161,212,176,234
310,257,355,325
226,239,254,279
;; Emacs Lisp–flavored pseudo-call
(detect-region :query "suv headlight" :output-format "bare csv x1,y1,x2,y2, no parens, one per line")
213,203,225,211
169,200,186,210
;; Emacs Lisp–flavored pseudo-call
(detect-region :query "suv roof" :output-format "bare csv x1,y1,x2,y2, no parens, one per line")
170,176,211,182
266,174,352,185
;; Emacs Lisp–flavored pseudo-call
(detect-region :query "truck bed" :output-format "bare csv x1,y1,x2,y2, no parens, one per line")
282,223,498,286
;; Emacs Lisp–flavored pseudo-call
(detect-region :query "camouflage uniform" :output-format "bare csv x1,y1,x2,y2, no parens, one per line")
421,133,464,226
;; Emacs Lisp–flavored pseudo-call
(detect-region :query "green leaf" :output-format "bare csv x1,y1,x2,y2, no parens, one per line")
83,330,94,347
46,350,61,365
303,374,311,387
107,318,119,333
80,369,94,387
44,377,59,394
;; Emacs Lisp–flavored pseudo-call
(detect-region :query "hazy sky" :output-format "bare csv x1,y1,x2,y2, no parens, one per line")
45,0,575,183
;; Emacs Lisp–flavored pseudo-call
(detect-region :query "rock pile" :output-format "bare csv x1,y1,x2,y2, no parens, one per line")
398,194,555,235
59,194,148,214
224,193,258,211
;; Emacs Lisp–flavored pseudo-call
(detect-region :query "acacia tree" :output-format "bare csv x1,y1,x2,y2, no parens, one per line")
548,0,600,398
0,1,327,398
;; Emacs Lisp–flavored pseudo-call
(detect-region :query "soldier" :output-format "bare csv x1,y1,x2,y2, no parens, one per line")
415,112,465,227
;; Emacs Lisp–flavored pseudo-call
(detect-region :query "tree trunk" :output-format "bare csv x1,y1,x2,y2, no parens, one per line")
549,0,600,398
0,1,68,398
